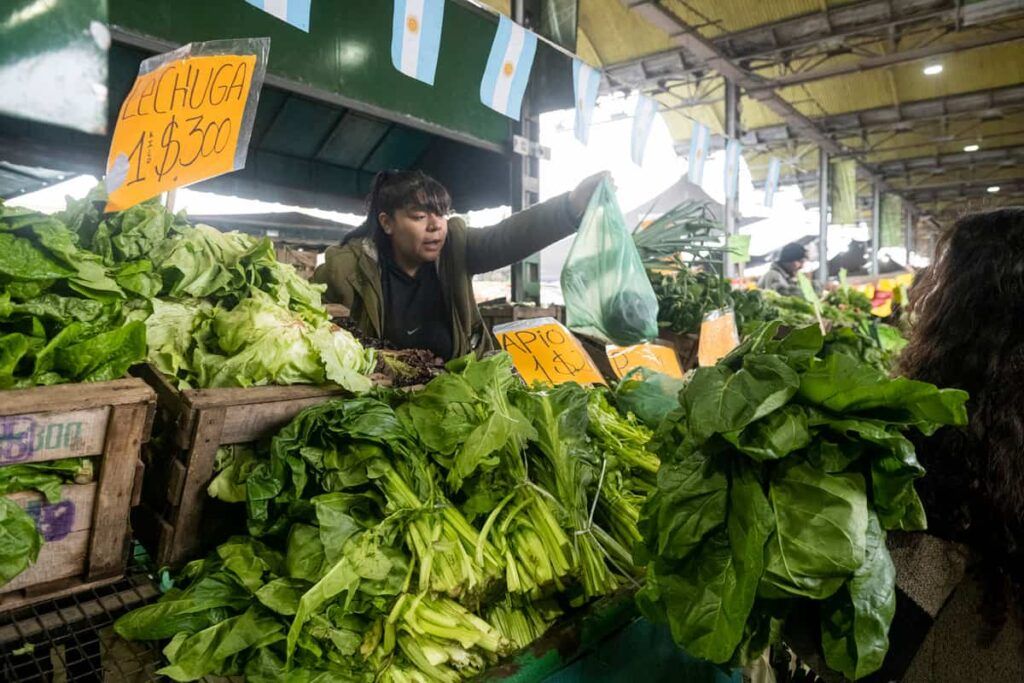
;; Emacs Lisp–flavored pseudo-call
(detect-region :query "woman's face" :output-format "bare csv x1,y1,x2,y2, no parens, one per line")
380,206,449,267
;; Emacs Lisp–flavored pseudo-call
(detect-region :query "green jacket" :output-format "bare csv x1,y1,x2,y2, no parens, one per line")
758,262,802,298
313,193,578,358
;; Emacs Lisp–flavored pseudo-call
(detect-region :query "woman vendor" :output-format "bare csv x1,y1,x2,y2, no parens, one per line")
313,169,607,359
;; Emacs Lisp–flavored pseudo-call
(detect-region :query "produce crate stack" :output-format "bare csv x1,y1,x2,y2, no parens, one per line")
0,380,155,612
132,365,349,568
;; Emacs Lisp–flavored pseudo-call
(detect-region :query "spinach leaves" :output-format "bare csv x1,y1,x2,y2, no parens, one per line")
636,323,967,679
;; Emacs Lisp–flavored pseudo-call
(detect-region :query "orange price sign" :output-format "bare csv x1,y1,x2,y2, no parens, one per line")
493,318,605,386
104,39,269,212
606,343,684,379
697,308,739,367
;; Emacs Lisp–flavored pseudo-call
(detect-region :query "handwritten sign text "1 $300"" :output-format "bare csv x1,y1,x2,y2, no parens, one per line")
105,54,256,212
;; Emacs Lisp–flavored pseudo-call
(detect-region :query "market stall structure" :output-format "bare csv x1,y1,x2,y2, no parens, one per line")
1,1,1022,682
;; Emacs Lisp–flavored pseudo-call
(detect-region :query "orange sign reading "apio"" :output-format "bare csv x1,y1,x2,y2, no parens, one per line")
105,40,268,212
493,318,605,387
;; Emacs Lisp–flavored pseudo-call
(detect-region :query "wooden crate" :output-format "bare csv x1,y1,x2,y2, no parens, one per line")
479,302,564,331
132,365,348,568
658,329,700,371
0,379,155,612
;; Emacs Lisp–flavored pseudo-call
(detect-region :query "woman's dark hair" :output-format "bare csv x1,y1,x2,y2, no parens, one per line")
343,170,451,249
899,207,1024,637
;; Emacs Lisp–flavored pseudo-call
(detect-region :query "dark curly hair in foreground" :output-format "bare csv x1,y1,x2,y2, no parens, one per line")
899,207,1024,639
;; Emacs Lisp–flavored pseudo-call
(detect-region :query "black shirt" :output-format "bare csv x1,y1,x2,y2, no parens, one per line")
381,255,453,360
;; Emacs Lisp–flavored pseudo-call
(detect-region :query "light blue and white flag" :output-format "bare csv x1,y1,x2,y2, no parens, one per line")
687,122,711,184
245,0,311,32
392,0,446,85
764,157,781,208
572,59,600,145
631,95,658,166
480,15,538,120
724,138,742,200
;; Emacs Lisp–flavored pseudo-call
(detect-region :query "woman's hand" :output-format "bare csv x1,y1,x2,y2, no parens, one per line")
569,171,613,219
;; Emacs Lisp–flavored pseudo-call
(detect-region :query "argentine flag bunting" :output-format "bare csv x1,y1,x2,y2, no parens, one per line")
724,138,742,200
764,157,781,208
480,15,538,120
687,122,711,185
392,0,446,85
572,59,600,145
245,0,311,32
631,95,658,166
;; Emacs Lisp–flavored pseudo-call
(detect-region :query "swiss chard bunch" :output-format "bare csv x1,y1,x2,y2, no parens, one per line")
635,323,968,680
119,397,511,681
398,355,580,598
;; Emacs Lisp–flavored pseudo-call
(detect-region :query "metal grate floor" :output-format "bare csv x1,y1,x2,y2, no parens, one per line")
0,552,167,683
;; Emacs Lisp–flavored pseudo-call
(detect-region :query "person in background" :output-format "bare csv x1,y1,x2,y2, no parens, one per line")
757,242,808,297
313,169,608,360
880,207,1024,681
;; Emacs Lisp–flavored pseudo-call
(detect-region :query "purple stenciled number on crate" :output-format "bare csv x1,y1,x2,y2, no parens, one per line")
24,499,76,542
0,416,36,463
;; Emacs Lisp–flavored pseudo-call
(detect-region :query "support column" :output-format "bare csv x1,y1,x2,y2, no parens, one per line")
871,183,881,277
723,78,740,278
904,209,914,266
510,0,540,303
818,147,830,288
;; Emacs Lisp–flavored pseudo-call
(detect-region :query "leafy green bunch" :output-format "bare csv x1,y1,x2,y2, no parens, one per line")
761,288,907,373
397,354,649,600
119,396,508,681
650,269,778,337
117,354,657,681
64,190,375,391
635,323,968,680
0,202,146,387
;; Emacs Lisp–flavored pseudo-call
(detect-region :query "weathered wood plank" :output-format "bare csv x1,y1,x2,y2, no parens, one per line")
0,408,109,466
220,395,344,444
183,383,343,410
130,503,174,567
131,458,145,507
166,407,227,566
0,379,154,415
5,483,97,536
88,403,148,580
165,458,186,506
0,529,89,594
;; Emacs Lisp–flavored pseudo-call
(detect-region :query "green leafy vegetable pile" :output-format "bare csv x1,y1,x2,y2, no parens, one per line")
0,202,146,387
650,269,778,338
59,189,376,391
0,458,95,586
762,282,907,373
634,323,968,680
115,354,656,681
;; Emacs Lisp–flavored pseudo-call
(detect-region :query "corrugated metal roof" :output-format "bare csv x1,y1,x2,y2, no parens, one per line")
474,0,1024,216
661,0,860,37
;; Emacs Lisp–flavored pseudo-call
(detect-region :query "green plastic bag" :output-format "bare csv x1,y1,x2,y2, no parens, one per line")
561,179,659,345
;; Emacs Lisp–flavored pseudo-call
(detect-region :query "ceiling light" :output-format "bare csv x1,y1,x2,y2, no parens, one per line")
987,186,1001,193
963,144,980,152
923,63,944,76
